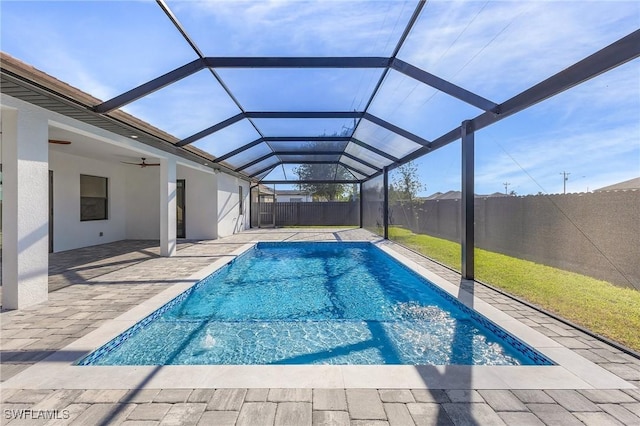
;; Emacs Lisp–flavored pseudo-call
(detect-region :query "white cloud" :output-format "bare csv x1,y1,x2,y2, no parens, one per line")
398,1,640,101
170,0,415,56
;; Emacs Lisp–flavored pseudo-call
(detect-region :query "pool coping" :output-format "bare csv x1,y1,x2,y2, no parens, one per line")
0,240,634,390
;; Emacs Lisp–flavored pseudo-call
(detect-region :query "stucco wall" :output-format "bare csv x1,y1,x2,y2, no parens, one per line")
49,150,127,251
177,165,218,240
1,104,50,308
217,173,250,237
49,155,246,246
125,165,160,240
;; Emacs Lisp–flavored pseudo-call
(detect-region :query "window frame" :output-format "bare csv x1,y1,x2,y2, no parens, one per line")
80,174,109,221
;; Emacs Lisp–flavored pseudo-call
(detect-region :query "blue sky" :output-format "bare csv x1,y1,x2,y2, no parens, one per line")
1,0,638,195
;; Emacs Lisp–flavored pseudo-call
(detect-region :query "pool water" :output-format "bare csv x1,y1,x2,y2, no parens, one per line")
81,242,553,366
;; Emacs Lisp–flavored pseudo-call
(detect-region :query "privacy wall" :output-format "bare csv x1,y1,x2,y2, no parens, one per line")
362,175,385,237
390,191,640,288
250,201,359,227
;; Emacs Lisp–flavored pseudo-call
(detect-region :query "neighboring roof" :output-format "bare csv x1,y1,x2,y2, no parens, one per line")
425,191,462,200
422,191,507,200
425,190,462,200
594,177,640,192
485,192,509,198
276,190,312,196
256,184,275,195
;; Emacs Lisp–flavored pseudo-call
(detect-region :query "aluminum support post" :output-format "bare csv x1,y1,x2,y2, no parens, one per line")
461,120,475,279
383,166,389,239
359,182,364,228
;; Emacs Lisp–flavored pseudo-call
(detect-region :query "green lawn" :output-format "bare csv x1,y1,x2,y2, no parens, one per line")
388,226,640,352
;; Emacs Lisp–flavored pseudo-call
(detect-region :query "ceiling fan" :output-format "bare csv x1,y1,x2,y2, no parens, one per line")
48,139,71,145
121,157,160,168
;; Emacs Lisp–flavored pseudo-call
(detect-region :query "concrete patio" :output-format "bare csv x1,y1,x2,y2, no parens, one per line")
1,228,639,425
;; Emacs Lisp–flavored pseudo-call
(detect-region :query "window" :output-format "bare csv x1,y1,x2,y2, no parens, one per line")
80,174,108,221
290,198,302,202
238,186,243,215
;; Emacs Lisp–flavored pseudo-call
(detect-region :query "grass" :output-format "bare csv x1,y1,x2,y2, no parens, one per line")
388,226,640,352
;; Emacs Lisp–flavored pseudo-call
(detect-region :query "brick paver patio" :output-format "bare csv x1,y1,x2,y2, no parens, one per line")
1,228,639,425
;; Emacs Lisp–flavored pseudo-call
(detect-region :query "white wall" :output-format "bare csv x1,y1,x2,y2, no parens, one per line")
49,150,127,252
177,165,217,240
125,165,160,240
3,93,254,270
217,173,250,237
50,154,250,246
1,105,49,308
277,194,312,202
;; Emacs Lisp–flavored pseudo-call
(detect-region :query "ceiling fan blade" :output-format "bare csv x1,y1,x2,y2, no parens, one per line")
121,158,160,167
48,139,72,145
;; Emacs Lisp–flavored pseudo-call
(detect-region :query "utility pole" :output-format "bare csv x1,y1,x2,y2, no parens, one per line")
503,182,510,195
560,171,570,194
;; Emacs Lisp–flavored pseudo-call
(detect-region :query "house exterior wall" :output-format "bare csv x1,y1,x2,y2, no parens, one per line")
50,150,127,251
125,164,160,240
50,155,244,246
1,103,49,309
177,165,218,240
1,93,252,309
159,158,177,257
217,173,250,237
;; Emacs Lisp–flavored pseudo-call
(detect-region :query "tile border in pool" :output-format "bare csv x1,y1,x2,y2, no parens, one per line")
0,239,634,390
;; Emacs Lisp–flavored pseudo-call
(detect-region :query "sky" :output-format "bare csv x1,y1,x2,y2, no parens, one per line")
1,0,638,196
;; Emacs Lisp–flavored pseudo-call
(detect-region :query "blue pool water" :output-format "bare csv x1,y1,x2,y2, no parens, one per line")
80,242,553,366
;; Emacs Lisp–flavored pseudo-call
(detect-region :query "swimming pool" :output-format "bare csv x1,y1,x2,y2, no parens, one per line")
79,242,553,366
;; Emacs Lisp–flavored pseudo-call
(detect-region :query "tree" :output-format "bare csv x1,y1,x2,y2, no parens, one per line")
293,127,355,200
389,162,425,229
294,162,351,200
390,162,425,203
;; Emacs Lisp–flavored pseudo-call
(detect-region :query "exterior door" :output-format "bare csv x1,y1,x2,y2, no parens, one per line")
176,179,185,238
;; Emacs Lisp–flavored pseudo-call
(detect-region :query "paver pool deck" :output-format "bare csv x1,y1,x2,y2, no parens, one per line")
1,228,639,425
